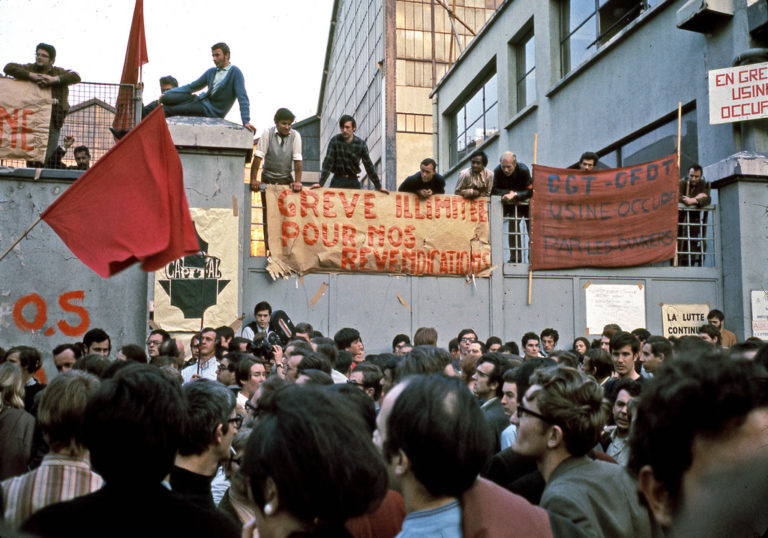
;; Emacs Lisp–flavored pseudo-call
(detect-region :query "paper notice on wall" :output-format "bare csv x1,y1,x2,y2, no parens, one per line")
661,304,709,338
751,290,768,339
585,284,646,335
153,208,239,331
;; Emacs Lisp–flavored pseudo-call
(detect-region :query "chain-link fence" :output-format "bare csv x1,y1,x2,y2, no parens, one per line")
0,82,140,169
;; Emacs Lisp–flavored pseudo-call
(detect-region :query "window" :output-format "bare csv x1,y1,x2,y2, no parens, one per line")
515,27,535,112
451,72,498,164
560,0,657,75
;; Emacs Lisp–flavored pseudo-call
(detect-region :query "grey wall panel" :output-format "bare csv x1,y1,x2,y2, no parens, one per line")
0,173,146,379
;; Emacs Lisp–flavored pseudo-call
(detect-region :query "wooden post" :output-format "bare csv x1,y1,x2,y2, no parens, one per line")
528,133,538,305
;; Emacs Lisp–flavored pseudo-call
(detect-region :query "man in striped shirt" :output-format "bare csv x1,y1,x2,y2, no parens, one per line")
2,371,103,528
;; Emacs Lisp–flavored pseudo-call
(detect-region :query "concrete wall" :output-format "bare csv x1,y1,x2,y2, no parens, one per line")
0,168,147,379
432,0,762,189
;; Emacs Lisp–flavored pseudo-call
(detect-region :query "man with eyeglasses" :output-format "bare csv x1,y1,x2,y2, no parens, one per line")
512,366,658,538
456,328,479,376
4,43,81,166
146,329,170,359
171,379,241,515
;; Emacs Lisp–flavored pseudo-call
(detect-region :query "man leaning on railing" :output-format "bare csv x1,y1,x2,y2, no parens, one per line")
678,164,710,266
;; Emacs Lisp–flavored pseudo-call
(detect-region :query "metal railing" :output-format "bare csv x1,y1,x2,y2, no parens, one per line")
500,202,716,268
677,204,715,267
0,82,140,169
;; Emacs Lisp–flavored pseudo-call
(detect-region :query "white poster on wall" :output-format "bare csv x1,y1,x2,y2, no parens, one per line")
585,282,646,335
751,290,768,339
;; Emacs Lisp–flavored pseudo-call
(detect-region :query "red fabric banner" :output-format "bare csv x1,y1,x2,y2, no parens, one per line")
42,107,199,278
530,155,679,270
112,0,148,131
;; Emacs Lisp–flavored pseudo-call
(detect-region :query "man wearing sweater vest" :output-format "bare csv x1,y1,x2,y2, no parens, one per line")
162,42,255,133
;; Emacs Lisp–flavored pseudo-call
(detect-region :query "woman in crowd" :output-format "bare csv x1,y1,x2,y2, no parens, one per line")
0,363,35,480
242,385,387,537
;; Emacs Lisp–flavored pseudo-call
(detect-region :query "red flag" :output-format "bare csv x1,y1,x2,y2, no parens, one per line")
112,0,149,132
42,107,199,278
529,155,679,271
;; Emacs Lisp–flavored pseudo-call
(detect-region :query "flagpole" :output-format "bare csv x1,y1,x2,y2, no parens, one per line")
674,102,682,267
528,133,537,305
0,216,42,263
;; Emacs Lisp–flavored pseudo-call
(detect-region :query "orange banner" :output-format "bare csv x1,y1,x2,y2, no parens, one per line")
530,155,679,270
0,78,52,162
265,186,492,277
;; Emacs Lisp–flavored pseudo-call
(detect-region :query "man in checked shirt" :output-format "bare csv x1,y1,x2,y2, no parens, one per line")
312,115,389,192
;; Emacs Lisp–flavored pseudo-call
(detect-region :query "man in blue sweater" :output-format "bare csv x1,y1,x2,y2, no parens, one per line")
161,43,255,133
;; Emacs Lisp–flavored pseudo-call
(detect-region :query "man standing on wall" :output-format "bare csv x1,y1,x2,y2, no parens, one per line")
4,43,81,167
313,115,388,192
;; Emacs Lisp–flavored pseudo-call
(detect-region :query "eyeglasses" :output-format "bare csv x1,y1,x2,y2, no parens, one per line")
227,415,244,429
516,404,550,423
146,340,161,346
460,337,477,343
245,400,258,413
347,379,364,387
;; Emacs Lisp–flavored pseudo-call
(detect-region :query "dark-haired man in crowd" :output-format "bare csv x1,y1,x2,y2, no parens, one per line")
241,301,272,341
473,354,509,453
540,328,559,357
171,379,240,512
377,374,573,537
398,158,445,199
4,43,81,166
513,366,658,537
82,328,110,358
335,327,364,363
348,362,383,408
697,323,721,347
706,309,737,347
629,353,768,534
314,115,388,192
601,379,642,466
52,343,80,374
492,151,533,262
161,42,255,133
392,334,412,356
521,332,540,361
146,329,171,359
22,365,239,537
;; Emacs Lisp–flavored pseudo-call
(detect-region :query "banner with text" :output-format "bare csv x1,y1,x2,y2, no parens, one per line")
0,78,53,162
709,62,768,124
661,304,709,338
530,155,679,270
265,186,492,277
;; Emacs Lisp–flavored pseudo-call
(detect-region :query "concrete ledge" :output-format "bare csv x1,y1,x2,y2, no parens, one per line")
166,117,254,158
707,151,768,188
0,166,82,182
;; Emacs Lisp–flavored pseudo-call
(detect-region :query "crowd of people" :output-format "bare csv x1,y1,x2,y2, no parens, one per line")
1,298,767,537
